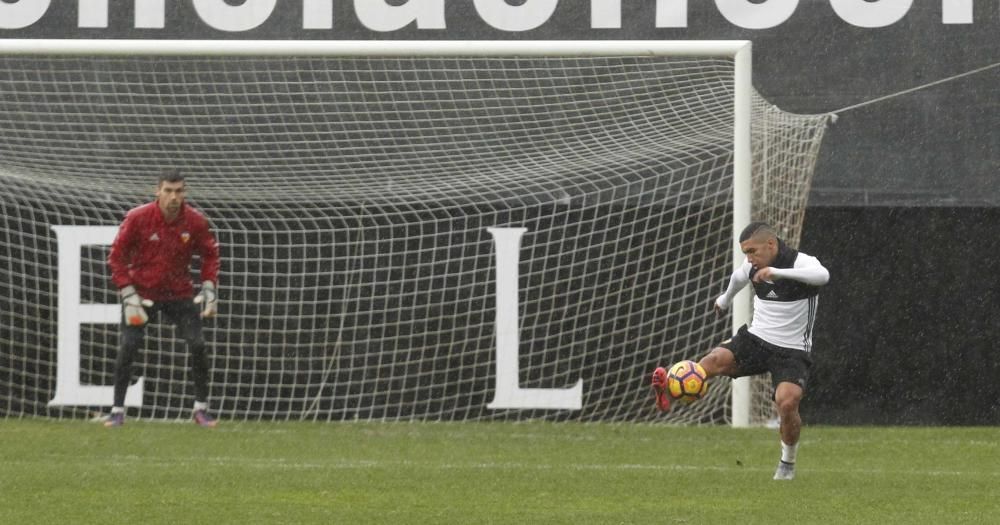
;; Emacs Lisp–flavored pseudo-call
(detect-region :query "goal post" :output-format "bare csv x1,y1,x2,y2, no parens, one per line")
730,42,754,429
0,39,828,426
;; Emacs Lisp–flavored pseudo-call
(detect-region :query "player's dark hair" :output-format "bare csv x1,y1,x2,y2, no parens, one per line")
738,222,777,243
158,169,184,186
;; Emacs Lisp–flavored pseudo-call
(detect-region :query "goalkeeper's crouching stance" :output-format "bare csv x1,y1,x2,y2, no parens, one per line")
652,222,829,481
104,170,221,428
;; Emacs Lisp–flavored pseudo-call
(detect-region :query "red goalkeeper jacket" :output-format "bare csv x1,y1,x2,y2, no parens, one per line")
108,201,221,301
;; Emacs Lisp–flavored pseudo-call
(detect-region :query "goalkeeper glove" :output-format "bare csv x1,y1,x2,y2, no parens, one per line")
121,285,153,326
193,281,217,318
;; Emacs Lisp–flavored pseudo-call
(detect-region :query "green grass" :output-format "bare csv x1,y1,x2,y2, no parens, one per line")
0,420,997,524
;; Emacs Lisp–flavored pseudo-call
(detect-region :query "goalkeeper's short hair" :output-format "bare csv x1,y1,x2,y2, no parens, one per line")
158,169,184,186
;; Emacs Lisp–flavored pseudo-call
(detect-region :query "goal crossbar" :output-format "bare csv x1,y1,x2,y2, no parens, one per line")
0,39,749,57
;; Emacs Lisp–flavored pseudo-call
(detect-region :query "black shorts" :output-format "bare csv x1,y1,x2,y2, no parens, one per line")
717,325,813,394
121,299,204,349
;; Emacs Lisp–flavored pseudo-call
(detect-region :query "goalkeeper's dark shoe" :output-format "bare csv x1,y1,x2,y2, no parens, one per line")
193,410,218,428
651,366,671,412
103,412,125,428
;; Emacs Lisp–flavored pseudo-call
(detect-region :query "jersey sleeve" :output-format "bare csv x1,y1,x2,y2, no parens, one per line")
107,211,138,290
715,262,752,310
771,253,829,286
196,218,221,285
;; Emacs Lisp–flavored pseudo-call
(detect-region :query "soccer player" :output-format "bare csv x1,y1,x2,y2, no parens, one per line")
652,222,829,480
104,170,221,428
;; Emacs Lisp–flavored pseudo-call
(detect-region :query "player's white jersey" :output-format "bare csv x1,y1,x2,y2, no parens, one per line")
748,279,819,351
716,245,828,352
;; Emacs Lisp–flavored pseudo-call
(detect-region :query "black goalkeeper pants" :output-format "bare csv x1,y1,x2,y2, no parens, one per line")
112,299,210,408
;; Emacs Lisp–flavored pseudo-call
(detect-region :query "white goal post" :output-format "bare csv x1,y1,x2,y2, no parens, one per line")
0,39,827,426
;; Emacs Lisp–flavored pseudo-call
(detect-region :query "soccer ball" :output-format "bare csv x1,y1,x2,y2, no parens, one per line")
667,360,708,404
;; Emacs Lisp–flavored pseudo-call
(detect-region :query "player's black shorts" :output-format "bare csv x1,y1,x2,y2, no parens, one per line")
717,325,813,394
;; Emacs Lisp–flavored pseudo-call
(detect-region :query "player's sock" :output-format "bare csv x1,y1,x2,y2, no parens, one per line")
110,406,125,415
193,400,209,413
780,440,798,464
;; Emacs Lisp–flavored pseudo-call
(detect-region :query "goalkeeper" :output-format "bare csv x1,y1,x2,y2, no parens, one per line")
652,222,828,480
104,170,221,428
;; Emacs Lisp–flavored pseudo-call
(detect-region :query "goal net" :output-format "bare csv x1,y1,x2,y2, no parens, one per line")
0,41,831,425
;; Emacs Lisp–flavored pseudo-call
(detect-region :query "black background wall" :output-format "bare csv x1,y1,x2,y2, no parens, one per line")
801,206,1000,425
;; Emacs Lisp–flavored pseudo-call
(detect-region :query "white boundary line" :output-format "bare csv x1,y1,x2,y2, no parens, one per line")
11,455,1000,477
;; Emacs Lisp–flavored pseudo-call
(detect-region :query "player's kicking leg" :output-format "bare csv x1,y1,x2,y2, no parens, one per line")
651,345,737,411
697,346,739,378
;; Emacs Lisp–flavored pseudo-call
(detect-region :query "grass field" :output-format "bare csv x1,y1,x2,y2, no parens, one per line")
0,420,996,524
